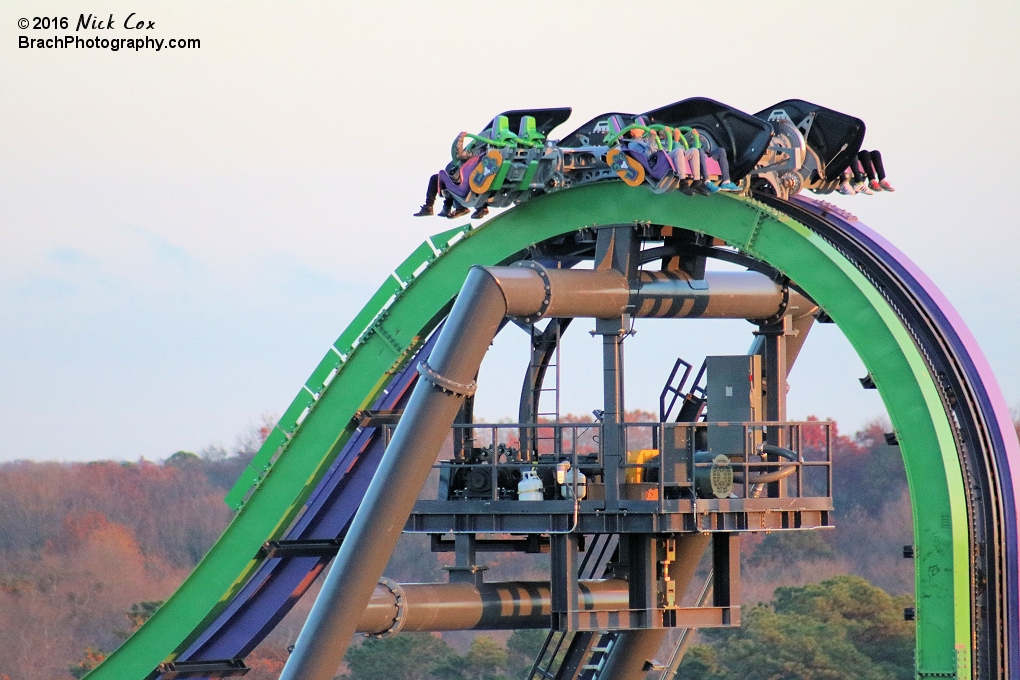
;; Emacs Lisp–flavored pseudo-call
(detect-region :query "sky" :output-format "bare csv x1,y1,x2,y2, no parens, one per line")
1,1,1018,463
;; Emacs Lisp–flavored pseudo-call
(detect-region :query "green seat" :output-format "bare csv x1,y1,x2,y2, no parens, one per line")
492,115,523,146
518,116,545,147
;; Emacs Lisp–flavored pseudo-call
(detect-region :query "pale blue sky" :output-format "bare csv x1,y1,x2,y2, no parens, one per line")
2,2,1018,462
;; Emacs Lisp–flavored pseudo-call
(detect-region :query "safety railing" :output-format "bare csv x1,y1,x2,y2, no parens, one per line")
619,420,833,509
384,419,832,509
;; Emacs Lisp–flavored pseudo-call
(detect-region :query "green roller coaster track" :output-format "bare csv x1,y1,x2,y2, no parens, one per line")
88,182,970,679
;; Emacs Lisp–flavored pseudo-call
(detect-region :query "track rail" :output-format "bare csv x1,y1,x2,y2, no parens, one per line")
767,194,1019,677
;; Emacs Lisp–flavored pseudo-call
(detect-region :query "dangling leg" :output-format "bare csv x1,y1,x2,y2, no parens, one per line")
871,150,895,191
437,191,455,218
851,156,873,194
470,199,489,220
691,149,713,195
676,149,696,194
838,167,856,195
858,150,881,191
712,148,740,191
414,174,440,216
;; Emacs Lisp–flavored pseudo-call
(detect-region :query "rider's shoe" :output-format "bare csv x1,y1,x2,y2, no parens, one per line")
691,180,712,195
678,180,695,196
870,179,883,192
855,182,874,195
718,181,741,192
447,206,470,219
837,181,855,195
413,204,433,217
878,179,896,192
703,181,721,194
471,206,489,219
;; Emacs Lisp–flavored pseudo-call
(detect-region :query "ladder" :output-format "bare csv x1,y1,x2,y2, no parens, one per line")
577,632,621,680
531,319,562,455
659,358,707,423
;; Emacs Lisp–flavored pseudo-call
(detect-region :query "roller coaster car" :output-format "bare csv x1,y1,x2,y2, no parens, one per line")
433,98,869,213
439,107,573,210
557,104,764,196
642,97,774,181
750,100,866,198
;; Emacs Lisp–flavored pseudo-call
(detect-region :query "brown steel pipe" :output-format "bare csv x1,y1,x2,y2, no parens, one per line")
356,579,630,635
487,262,813,322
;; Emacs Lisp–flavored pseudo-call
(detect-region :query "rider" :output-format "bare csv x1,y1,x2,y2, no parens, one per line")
413,132,479,219
859,149,894,192
665,127,702,195
682,127,741,193
837,149,894,194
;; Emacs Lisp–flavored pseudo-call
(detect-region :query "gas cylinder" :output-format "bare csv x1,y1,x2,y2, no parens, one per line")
518,469,544,501
559,465,587,500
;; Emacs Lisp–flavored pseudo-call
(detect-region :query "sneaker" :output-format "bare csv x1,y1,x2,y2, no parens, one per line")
446,206,470,219
691,180,712,196
869,179,882,192
879,179,896,192
677,180,695,196
718,181,741,192
470,206,489,219
837,181,855,195
703,180,721,194
855,182,874,195
413,204,433,217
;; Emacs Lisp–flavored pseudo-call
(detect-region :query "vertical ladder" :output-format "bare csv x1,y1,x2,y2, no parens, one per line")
529,319,563,455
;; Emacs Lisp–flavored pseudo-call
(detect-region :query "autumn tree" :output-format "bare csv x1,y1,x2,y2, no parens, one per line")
678,575,914,680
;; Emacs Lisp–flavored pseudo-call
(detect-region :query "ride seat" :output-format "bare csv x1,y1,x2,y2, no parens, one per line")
439,155,483,199
628,147,676,181
518,116,545,146
492,115,522,145
704,156,723,177
607,115,626,136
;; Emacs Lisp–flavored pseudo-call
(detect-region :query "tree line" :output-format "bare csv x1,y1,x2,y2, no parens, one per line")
0,413,1009,679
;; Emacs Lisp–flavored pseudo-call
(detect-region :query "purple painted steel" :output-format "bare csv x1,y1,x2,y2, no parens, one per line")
166,329,439,675
440,156,482,199
793,195,1020,670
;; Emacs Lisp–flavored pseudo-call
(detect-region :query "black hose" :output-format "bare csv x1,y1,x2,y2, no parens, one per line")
756,442,799,461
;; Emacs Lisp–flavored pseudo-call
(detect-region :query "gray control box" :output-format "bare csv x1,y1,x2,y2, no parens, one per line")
706,355,762,456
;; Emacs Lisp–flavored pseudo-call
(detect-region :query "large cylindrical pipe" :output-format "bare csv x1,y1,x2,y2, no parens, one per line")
279,267,512,680
357,579,630,635
487,263,630,319
633,270,809,320
486,262,812,322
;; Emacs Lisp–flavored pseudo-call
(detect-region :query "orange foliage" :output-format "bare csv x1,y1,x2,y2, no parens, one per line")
0,456,236,680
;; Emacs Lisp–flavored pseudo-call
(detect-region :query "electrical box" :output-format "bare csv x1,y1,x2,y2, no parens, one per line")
706,355,762,456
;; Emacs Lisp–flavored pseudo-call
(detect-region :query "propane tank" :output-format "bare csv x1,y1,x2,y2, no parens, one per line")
559,465,587,500
518,469,544,501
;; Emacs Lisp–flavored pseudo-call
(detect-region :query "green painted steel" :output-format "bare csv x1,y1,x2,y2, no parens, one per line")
86,182,970,680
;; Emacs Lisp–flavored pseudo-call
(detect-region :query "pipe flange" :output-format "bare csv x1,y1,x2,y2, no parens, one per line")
366,577,407,639
418,360,477,397
752,282,790,328
512,260,552,323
